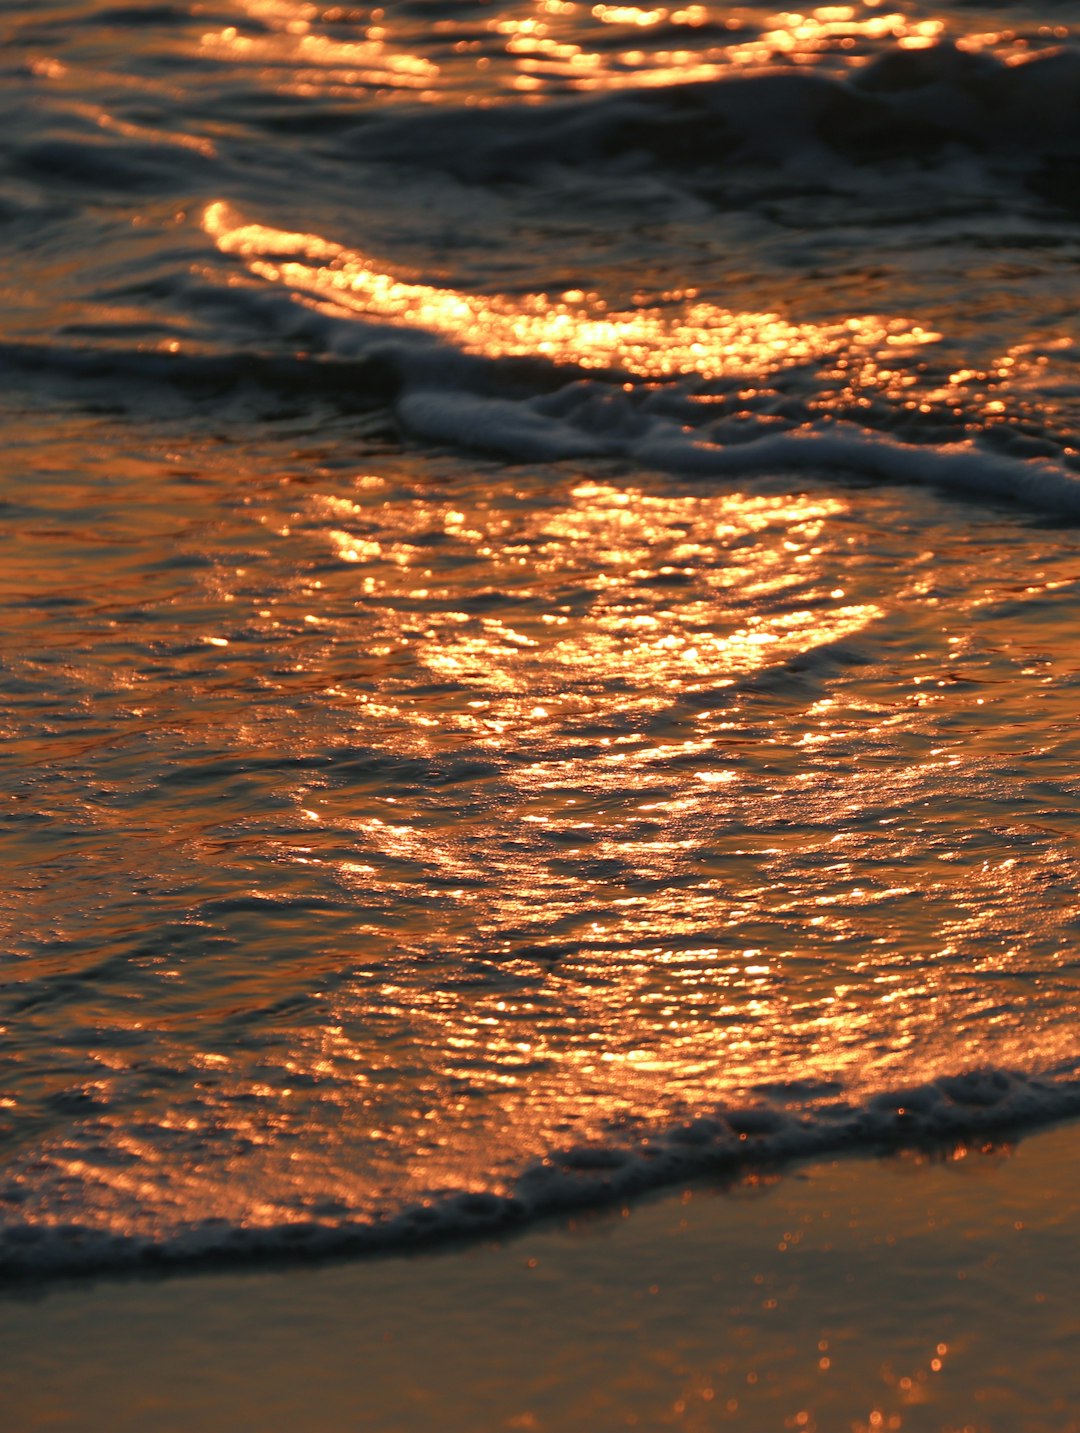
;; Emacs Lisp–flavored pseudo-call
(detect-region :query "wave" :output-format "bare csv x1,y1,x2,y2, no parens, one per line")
8,30,1080,225
15,40,1076,209
349,43,1080,181
2,1066,1078,1283
397,390,1080,516
12,322,1080,521
14,184,1080,522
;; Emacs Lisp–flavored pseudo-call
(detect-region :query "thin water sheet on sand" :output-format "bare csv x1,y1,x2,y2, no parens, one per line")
4,398,1080,1273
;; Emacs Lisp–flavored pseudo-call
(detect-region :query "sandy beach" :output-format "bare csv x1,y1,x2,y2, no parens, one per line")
2,1122,1076,1432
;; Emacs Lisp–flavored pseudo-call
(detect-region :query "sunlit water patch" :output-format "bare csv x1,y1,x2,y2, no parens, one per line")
3,0,1080,1276
3,400,1080,1270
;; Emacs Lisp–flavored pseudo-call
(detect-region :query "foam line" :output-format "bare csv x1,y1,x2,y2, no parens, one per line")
2,1067,1078,1282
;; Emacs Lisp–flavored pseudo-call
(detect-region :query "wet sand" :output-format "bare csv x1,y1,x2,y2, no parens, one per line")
2,1121,1077,1433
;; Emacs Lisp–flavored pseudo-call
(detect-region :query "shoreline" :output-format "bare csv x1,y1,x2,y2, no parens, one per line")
4,1068,1079,1287
2,1120,1077,1432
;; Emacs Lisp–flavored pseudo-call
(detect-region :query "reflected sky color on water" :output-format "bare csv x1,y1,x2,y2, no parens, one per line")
3,0,1080,1264
203,202,940,381
4,398,1080,1235
196,0,1073,103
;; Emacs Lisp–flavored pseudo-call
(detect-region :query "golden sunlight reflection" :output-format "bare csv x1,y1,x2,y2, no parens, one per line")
409,484,878,717
11,3,1080,1260
7,404,1080,1239
195,2,1060,105
223,475,907,1186
201,0,441,96
203,202,937,381
212,452,1080,1215
300,474,882,747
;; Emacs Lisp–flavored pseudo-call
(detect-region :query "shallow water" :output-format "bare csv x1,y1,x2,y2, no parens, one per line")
3,0,1080,1273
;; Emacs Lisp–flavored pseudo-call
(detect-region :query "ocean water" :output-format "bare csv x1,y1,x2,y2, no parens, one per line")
4,0,1080,1278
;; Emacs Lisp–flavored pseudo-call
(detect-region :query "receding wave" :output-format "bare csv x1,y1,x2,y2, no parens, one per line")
2,1067,1078,1283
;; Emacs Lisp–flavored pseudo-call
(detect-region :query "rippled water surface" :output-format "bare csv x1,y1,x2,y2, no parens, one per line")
3,0,1080,1272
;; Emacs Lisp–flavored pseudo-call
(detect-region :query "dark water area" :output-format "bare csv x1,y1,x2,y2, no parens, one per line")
3,0,1080,1278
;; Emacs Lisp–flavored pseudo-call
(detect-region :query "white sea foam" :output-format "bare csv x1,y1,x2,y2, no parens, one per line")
397,385,1080,517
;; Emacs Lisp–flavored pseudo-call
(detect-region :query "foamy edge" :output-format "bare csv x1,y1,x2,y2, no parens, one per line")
2,1067,1077,1282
